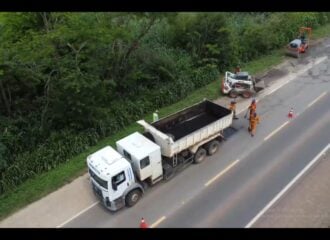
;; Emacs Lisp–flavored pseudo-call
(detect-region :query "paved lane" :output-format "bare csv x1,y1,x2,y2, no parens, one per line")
64,56,330,228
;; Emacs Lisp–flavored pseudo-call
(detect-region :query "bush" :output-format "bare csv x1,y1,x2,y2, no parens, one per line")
0,129,100,194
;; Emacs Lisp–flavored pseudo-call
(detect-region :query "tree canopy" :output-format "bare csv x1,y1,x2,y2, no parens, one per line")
1,12,329,194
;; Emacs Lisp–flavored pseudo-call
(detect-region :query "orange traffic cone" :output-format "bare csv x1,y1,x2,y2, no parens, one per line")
140,217,148,229
288,108,294,119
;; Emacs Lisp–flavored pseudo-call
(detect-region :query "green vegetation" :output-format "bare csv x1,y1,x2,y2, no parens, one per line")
313,22,330,38
1,12,330,220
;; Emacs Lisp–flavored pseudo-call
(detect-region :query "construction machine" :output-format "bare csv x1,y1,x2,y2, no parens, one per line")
285,27,312,58
221,71,264,98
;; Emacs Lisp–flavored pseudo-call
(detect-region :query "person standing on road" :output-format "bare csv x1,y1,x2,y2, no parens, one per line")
229,100,239,120
249,112,260,137
245,98,257,119
153,110,159,122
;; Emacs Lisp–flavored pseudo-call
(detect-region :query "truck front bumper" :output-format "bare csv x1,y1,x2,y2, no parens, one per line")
91,182,125,211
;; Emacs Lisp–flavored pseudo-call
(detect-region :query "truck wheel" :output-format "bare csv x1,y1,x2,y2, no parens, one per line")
229,90,239,98
206,140,220,156
194,148,207,164
125,189,142,207
242,91,252,99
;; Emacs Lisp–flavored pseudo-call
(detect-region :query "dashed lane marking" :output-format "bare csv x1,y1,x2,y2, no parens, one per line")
150,216,166,228
205,159,240,187
264,121,289,141
307,92,327,108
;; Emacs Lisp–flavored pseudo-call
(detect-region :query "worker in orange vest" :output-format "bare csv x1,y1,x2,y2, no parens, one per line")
140,217,148,229
245,99,257,119
249,112,260,137
229,100,238,120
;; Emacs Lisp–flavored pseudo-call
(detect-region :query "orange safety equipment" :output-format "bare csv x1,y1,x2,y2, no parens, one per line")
288,108,294,118
245,99,257,119
249,113,260,136
229,101,238,120
229,101,236,111
140,218,148,229
248,102,257,118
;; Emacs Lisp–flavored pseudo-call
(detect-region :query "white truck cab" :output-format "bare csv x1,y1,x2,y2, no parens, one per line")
87,132,162,211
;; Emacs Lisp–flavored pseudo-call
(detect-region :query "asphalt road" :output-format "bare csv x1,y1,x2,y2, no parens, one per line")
252,147,330,228
64,55,330,228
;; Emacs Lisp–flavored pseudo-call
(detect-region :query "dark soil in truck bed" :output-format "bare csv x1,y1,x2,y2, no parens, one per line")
152,100,231,141
165,112,219,140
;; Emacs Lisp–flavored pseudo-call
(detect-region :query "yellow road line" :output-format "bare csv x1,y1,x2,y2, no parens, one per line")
264,121,289,141
204,159,240,187
150,216,166,228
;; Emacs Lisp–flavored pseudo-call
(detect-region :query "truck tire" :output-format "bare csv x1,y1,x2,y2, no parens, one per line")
229,90,239,98
125,189,142,207
242,90,252,99
194,148,207,164
206,140,220,156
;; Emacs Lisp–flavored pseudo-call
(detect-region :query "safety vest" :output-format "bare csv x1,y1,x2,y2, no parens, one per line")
249,104,256,116
229,103,236,111
250,115,260,126
153,112,159,122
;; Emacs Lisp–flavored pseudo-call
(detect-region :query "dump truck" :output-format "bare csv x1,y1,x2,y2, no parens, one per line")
86,99,233,211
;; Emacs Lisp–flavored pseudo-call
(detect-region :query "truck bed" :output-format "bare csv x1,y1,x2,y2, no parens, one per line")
152,100,231,141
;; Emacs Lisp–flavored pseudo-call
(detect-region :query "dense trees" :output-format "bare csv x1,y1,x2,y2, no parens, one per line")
0,12,329,194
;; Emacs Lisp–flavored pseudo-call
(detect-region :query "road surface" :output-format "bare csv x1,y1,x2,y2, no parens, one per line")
252,147,330,228
63,55,330,227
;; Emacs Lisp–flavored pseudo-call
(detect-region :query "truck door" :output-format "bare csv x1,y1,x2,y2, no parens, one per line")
110,169,130,200
139,156,152,181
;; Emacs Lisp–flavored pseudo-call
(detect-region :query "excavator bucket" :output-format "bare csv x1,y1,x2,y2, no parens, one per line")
254,77,265,93
285,48,299,58
285,40,300,58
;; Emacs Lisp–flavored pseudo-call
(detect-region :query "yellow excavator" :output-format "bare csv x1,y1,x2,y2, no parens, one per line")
285,27,312,58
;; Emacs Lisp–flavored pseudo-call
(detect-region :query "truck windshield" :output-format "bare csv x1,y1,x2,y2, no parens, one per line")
89,168,108,189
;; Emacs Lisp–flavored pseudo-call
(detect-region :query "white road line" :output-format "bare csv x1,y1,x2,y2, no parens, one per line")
56,201,99,228
245,143,330,228
264,121,289,141
205,159,240,187
150,216,166,228
307,92,327,108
